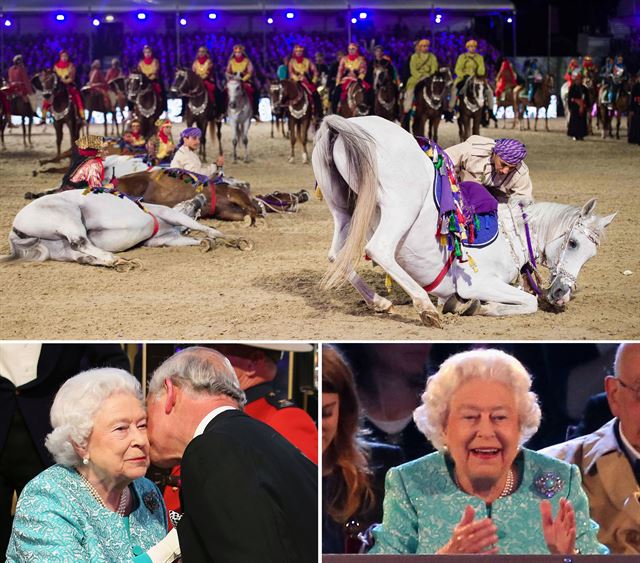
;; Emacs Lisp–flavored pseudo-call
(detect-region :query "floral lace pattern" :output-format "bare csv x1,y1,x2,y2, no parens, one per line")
7,464,167,562
370,448,608,555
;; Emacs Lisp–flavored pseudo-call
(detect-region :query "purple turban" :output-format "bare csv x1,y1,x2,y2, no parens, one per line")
493,138,527,165
180,127,202,139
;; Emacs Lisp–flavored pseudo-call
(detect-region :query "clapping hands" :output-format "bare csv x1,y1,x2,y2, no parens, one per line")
540,497,577,555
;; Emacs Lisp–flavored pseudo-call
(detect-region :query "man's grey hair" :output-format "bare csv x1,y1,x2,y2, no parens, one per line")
148,346,246,406
613,342,636,378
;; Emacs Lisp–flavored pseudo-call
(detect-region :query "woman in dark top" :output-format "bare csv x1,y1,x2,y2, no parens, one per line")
567,72,589,141
322,346,403,554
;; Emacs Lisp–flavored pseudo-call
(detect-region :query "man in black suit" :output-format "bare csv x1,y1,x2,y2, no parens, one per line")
0,343,130,556
146,346,317,563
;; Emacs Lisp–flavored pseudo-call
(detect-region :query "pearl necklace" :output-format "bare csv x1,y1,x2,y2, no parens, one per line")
454,467,516,499
77,470,129,516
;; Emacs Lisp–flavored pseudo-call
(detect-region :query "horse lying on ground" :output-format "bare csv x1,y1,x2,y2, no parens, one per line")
1,192,253,270
312,115,616,328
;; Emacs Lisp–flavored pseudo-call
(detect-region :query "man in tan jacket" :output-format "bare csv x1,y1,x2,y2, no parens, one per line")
541,342,640,554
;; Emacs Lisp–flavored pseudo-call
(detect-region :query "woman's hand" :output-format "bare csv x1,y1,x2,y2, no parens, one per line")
437,505,499,555
540,497,577,554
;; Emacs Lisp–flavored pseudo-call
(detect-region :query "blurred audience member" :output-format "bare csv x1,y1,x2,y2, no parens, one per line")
322,346,403,554
541,343,640,554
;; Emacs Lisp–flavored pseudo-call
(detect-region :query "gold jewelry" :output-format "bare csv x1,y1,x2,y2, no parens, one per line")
76,134,105,150
76,470,129,516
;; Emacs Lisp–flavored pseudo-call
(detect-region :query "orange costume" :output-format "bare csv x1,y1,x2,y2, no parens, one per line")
53,50,85,120
336,43,369,101
192,48,216,104
495,58,517,99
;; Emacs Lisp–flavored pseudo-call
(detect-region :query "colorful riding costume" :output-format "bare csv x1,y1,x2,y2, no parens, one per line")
7,55,35,109
53,50,85,121
87,60,111,108
581,55,597,79
225,44,259,117
336,42,369,101
61,135,106,190
564,58,579,85
404,39,438,113
452,39,492,110
138,45,166,110
607,55,628,104
287,44,322,119
119,117,147,154
445,136,532,203
525,58,542,102
192,46,217,104
495,58,517,99
146,118,175,165
105,59,124,107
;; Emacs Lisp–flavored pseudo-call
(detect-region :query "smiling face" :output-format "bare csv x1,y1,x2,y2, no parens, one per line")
80,392,149,484
444,379,520,493
322,392,340,454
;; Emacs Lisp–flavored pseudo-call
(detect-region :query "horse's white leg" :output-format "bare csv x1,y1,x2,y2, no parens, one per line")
348,270,393,312
242,119,250,163
142,232,202,248
364,209,441,328
456,274,538,316
146,205,227,240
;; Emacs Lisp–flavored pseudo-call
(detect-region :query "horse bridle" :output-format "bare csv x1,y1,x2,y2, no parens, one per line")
462,77,483,113
174,69,208,116
347,81,369,116
128,74,157,118
422,75,448,110
287,81,309,120
373,68,395,112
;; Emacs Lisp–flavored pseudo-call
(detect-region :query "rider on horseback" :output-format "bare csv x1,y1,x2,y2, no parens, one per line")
61,134,110,191
226,44,260,120
333,43,369,112
7,55,36,113
564,58,579,86
53,50,85,124
445,136,532,204
146,118,175,165
138,45,167,113
452,40,493,116
192,46,218,106
287,44,322,123
525,58,543,102
170,127,224,178
495,57,518,103
604,55,628,106
87,60,111,110
402,39,438,128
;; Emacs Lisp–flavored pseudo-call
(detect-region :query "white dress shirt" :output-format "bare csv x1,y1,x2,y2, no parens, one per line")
193,406,237,438
0,343,42,387
170,145,217,177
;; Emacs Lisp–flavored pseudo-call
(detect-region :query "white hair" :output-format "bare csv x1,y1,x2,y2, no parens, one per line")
148,346,246,407
45,368,141,467
413,349,541,451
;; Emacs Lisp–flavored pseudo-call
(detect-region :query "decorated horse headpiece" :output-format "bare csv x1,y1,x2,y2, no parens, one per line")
493,138,527,165
76,135,105,151
466,39,478,49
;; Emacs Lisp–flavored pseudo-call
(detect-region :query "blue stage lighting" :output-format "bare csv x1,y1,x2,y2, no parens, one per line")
435,14,443,24
507,17,513,23
137,12,147,21
208,12,217,20
105,15,114,22
55,14,65,22
180,17,187,26
359,12,367,19
92,18,100,27
351,17,357,24
267,17,274,24
286,12,294,19
4,19,11,27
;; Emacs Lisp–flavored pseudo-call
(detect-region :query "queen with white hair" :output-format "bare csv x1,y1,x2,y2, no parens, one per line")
6,368,176,562
370,348,607,555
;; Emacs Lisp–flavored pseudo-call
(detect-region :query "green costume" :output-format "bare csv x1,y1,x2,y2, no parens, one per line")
406,52,438,91
454,52,486,85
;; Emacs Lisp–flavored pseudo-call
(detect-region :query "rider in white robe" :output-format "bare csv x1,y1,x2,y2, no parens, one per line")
169,127,223,177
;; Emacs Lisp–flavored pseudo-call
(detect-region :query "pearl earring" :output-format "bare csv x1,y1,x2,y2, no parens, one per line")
82,457,89,466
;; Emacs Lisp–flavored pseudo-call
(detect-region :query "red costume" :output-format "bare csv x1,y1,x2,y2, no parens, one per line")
192,52,216,104
105,66,123,84
564,58,579,85
8,62,33,97
495,59,517,98
336,44,370,101
53,51,85,119
88,65,111,108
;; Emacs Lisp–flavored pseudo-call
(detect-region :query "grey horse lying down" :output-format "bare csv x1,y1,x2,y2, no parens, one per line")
1,191,253,270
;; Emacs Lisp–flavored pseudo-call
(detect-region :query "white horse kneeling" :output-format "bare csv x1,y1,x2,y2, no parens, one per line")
312,115,616,327
1,191,252,270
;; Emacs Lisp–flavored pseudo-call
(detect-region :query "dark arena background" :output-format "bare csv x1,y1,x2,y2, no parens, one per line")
0,1,638,339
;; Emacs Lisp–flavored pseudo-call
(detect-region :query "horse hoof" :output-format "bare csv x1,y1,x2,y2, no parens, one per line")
372,295,393,313
200,238,213,253
24,192,35,200
419,309,443,328
242,215,253,227
287,157,295,164
235,237,254,251
114,258,142,273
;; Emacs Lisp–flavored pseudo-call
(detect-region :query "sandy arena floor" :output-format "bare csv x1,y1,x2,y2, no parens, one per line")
0,117,638,340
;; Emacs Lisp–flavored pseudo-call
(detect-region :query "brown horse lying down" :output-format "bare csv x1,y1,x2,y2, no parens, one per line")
116,169,265,225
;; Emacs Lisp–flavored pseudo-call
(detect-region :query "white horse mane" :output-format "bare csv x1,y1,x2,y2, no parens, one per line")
518,201,605,244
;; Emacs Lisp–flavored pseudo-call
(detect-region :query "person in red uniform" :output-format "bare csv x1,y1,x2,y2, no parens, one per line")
7,54,35,119
53,50,85,123
192,46,217,105
87,59,111,109
495,56,517,101
336,42,369,103
564,58,579,86
60,134,112,190
162,343,318,518
288,44,322,122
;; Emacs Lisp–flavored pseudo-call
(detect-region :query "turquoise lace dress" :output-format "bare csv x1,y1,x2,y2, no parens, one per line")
7,464,167,562
370,448,608,555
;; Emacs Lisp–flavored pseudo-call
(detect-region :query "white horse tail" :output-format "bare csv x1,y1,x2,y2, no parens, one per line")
0,230,49,263
316,115,379,289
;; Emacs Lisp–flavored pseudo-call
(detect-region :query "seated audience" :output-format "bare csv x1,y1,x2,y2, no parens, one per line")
541,343,640,554
370,348,607,555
